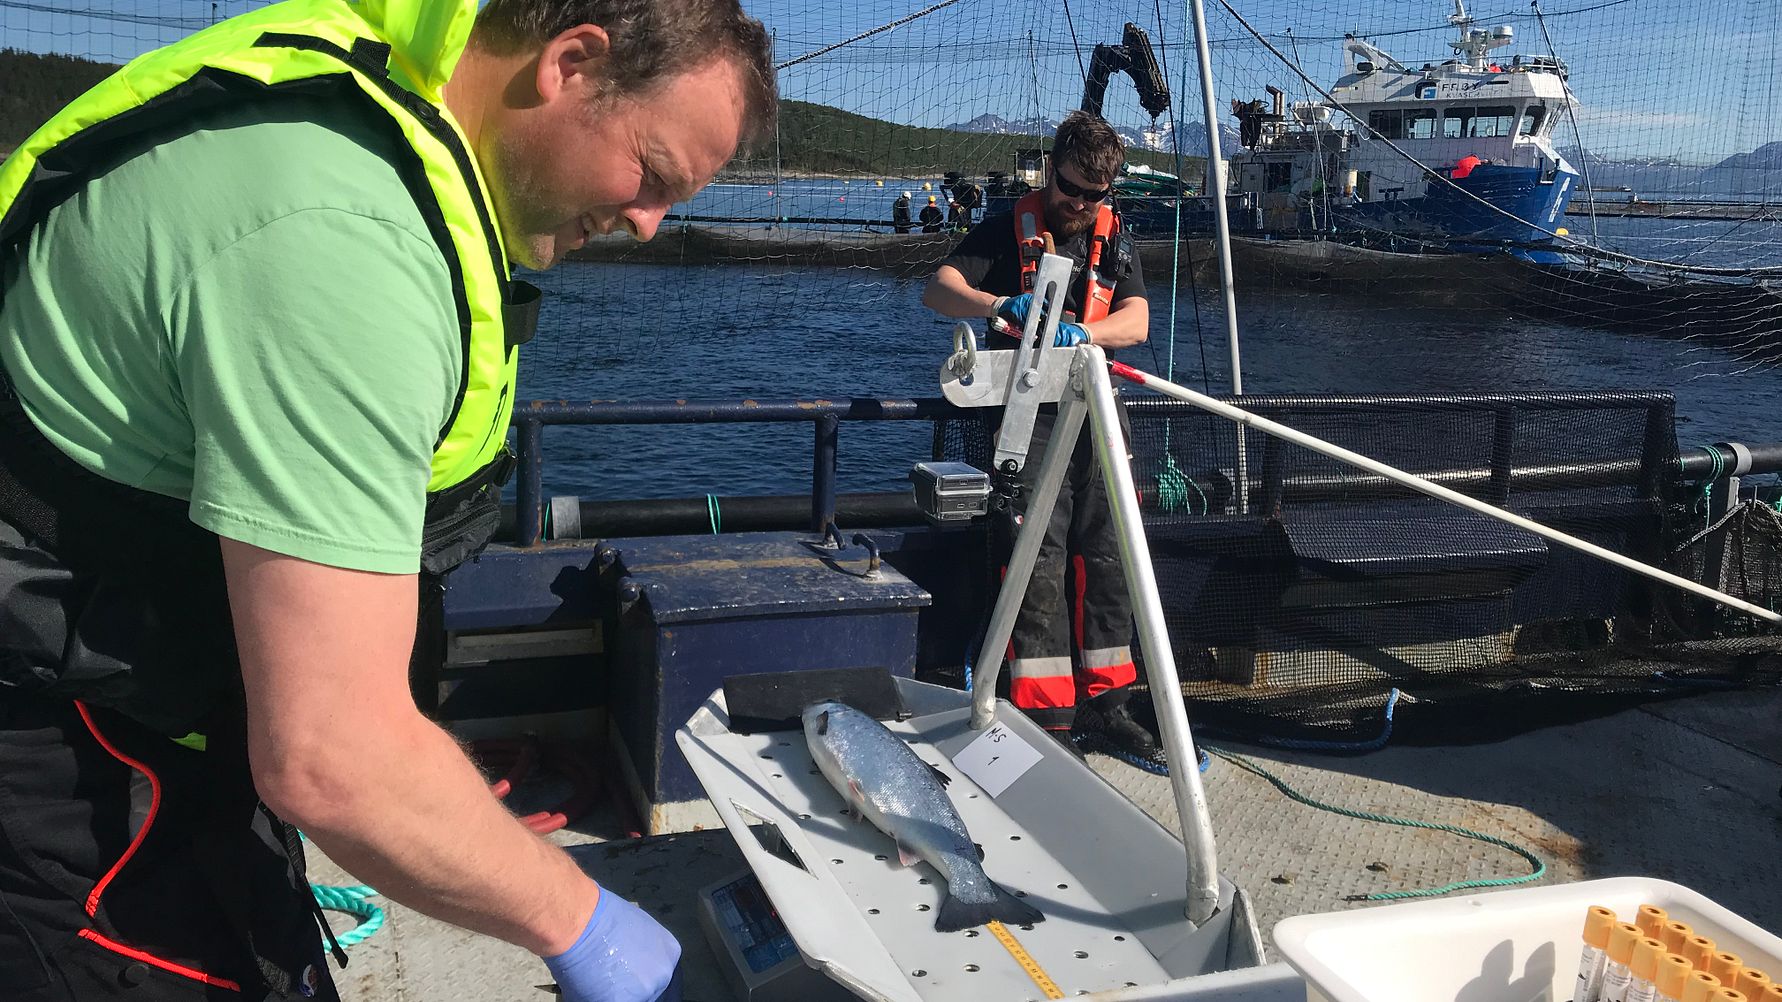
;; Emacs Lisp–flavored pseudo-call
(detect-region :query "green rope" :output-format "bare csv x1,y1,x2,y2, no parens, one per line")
1155,454,1207,515
1204,747,1546,901
1697,444,1727,533
310,883,385,948
706,493,722,535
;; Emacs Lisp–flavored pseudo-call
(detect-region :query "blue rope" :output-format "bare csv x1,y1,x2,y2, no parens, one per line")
1252,689,1400,753
296,832,385,948
706,493,722,534
1077,733,1211,774
310,884,385,948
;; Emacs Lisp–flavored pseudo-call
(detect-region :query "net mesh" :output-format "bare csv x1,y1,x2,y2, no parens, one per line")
936,393,1782,744
7,0,1782,742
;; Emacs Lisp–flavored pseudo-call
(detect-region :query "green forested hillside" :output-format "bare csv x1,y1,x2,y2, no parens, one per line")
0,49,117,155
736,100,1183,178
0,52,1185,181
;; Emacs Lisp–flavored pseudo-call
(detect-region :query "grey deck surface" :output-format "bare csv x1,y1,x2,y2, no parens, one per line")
311,686,1782,1001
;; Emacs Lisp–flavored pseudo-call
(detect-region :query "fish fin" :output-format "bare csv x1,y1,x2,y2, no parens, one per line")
975,842,986,862
816,711,829,736
896,842,921,868
848,778,864,803
933,883,1046,933
926,763,952,787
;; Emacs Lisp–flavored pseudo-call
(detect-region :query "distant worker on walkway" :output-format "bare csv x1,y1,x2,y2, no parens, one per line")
0,1,774,1000
892,189,913,233
949,178,982,232
920,194,945,232
920,111,1161,764
1452,153,1483,179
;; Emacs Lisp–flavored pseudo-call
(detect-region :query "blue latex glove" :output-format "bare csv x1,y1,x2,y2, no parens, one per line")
1053,322,1091,347
992,292,1034,326
545,891,682,1002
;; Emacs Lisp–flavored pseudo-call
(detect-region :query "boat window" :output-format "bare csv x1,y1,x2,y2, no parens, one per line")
1406,109,1438,140
1441,107,1473,139
1473,106,1517,137
1366,109,1403,140
1520,105,1548,136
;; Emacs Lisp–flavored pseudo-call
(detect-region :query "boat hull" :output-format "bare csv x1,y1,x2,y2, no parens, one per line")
1337,162,1578,249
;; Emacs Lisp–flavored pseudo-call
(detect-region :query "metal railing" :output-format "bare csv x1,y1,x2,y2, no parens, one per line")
510,398,955,547
508,392,1782,548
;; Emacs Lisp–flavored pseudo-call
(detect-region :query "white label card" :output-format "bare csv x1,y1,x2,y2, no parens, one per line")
950,721,1043,797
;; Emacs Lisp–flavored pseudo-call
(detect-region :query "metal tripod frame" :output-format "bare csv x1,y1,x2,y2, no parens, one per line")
945,322,1222,927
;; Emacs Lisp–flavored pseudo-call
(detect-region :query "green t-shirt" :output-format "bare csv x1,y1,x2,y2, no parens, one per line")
0,96,460,573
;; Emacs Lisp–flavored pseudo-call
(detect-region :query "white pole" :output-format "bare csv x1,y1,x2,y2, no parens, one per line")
1186,0,1247,512
1186,0,1243,395
1084,349,1221,926
1107,362,1782,624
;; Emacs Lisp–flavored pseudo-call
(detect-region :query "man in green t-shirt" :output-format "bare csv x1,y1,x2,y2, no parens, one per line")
0,1,774,1000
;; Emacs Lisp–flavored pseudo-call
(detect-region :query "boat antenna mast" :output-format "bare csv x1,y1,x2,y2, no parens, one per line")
1449,0,1514,71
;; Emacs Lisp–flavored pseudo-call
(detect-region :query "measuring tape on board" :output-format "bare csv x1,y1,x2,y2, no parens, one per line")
985,920,1064,999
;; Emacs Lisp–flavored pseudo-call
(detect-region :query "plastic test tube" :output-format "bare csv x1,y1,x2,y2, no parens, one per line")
1630,938,1671,1002
1659,954,1698,1001
1682,973,1724,1002
1638,905,1672,937
1713,954,1748,986
1604,923,1648,1002
1738,971,1775,998
1576,906,1619,1002
1663,921,1696,953
1684,936,1720,971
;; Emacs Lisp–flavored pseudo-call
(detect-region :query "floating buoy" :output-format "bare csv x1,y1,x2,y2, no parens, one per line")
1556,227,1569,236
875,179,884,186
838,196,846,202
922,181,932,190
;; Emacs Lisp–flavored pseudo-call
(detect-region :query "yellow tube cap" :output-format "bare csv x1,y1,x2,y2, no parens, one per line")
1711,990,1748,1002
1639,904,1672,937
1683,973,1725,1002
1739,970,1774,997
1583,906,1618,950
1663,921,1696,952
1713,954,1747,984
1685,936,1719,970
1761,984,1782,1001
1611,923,1646,963
1660,955,1698,999
1635,938,1670,981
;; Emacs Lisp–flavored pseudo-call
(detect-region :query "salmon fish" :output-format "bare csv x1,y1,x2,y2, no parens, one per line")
802,700,1044,932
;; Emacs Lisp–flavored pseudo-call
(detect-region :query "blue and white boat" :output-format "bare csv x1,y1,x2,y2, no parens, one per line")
1227,0,1580,250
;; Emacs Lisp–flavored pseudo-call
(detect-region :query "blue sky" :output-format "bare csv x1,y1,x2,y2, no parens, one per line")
3,0,1771,162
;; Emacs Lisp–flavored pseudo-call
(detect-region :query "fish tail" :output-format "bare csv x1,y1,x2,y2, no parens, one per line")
934,882,1045,933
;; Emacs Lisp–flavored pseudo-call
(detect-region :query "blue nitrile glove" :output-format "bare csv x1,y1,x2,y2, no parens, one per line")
1053,322,1091,347
991,292,1033,325
544,891,682,1002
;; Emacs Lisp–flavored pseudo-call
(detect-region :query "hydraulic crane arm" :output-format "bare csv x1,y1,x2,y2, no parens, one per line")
1081,22,1171,121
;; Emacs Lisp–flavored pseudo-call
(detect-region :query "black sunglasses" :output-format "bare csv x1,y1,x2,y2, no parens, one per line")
1052,172,1112,202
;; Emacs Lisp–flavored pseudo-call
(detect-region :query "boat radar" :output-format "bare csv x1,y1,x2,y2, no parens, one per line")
1447,0,1515,71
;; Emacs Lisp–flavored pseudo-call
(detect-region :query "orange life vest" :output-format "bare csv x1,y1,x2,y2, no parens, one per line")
1012,190,1121,324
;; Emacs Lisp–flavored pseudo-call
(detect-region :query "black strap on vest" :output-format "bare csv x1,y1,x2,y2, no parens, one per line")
505,279,541,348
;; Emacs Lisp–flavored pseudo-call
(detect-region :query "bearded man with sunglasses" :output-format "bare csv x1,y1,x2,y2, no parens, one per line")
922,111,1161,764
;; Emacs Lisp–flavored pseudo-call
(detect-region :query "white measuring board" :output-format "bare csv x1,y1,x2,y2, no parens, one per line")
949,720,1042,797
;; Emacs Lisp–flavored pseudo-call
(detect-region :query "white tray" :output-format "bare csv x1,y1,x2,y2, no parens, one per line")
1273,876,1782,1002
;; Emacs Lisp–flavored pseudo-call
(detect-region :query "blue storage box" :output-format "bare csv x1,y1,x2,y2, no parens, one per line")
600,531,931,816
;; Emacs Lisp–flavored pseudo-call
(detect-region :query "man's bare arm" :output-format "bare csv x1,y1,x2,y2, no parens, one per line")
223,538,598,957
1084,295,1149,349
922,263,1003,318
